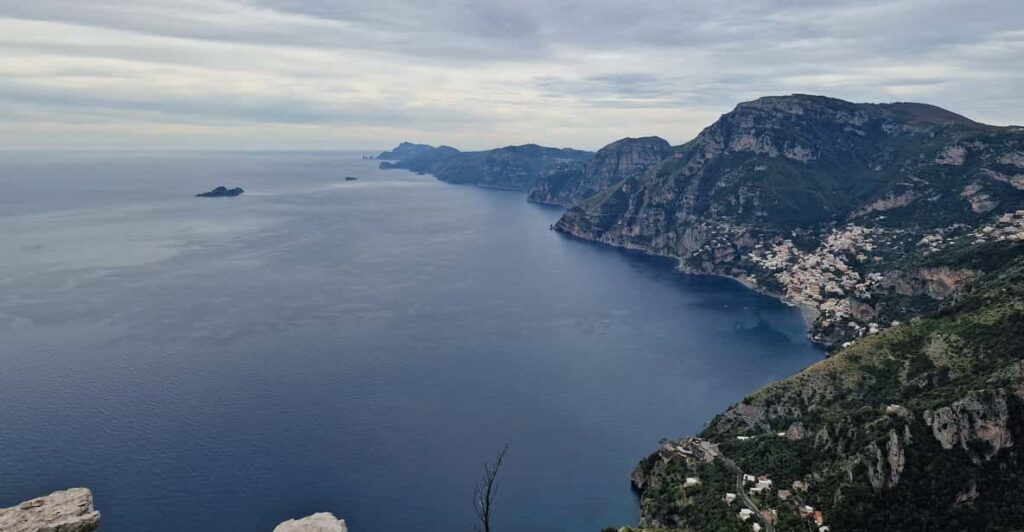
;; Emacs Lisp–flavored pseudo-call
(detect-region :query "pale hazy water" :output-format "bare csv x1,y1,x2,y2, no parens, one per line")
0,151,822,531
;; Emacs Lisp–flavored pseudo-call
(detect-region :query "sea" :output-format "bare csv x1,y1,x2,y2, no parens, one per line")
0,151,822,531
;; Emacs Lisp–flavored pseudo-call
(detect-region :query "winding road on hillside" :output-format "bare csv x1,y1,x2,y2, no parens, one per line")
719,455,775,532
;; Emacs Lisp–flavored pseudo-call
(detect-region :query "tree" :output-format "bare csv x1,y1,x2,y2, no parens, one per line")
473,443,509,532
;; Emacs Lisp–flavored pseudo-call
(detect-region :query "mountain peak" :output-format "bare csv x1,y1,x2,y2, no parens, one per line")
732,94,980,127
878,101,979,126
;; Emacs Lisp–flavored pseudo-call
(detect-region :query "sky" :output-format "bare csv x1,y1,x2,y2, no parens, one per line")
1,0,1022,151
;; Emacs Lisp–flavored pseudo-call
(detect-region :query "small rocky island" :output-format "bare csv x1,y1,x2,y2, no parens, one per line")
196,186,244,197
344,176,358,181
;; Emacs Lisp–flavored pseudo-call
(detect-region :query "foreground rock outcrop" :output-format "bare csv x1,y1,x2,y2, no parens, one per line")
0,488,100,532
273,512,348,532
1,489,353,532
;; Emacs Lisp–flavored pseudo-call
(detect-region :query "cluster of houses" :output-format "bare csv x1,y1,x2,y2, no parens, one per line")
661,436,833,531
918,209,1024,255
722,475,830,531
747,225,887,331
745,474,773,495
734,507,761,531
732,505,774,532
976,210,1024,243
917,227,967,255
660,437,721,463
799,504,829,530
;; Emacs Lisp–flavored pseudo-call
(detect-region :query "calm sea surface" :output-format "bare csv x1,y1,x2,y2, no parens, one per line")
0,151,822,531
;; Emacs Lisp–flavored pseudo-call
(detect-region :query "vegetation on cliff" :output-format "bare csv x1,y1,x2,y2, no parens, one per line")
380,95,1024,531
555,94,1024,350
629,243,1024,531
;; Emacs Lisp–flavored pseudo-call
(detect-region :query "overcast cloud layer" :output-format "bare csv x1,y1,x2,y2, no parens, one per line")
1,0,1022,150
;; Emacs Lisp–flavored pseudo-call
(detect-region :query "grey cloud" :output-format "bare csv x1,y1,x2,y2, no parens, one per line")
0,79,477,127
6,0,1019,62
0,0,1022,148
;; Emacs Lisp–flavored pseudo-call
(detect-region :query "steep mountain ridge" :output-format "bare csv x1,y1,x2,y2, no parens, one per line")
556,94,1024,349
378,96,1024,530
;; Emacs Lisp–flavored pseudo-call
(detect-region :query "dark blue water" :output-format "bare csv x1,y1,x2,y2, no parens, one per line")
0,151,822,531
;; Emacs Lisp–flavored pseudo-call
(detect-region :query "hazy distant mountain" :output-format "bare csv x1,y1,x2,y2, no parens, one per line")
527,136,673,207
378,143,592,191
376,142,438,161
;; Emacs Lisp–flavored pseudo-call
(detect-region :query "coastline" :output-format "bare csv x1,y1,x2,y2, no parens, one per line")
551,226,824,338
388,162,825,340
695,270,821,329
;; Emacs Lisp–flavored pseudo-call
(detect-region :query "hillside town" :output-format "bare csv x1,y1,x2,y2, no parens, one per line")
734,205,1024,348
647,437,833,532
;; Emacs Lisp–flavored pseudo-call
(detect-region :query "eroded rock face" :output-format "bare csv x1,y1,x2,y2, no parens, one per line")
936,144,967,165
785,421,807,441
961,183,998,213
273,512,349,532
918,267,979,299
852,191,917,216
0,488,100,532
924,390,1014,461
884,267,977,300
866,427,910,488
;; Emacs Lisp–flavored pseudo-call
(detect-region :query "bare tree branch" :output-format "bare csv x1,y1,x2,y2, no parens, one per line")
473,442,509,532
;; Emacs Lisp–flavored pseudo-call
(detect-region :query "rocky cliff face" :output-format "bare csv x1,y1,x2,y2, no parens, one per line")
555,95,1024,349
378,143,593,191
629,257,1024,531
527,136,673,207
0,488,100,532
924,390,1015,462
